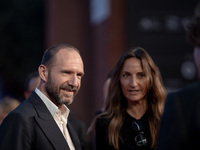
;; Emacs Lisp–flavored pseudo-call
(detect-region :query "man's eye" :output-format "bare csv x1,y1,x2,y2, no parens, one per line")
64,72,70,74
77,74,83,79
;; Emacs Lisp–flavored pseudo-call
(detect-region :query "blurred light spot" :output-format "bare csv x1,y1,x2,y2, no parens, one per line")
139,17,161,32
165,15,180,32
181,61,196,80
90,0,110,25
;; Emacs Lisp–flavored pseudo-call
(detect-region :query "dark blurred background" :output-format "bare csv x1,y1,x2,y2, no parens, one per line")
0,0,199,129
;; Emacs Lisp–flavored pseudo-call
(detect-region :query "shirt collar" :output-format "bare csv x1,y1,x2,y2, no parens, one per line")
56,105,70,123
34,88,70,119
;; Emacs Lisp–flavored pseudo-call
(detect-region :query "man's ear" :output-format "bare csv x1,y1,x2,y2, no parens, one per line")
38,65,48,82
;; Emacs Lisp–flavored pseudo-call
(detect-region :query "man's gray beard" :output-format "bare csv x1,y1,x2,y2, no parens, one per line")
45,79,74,106
46,86,74,106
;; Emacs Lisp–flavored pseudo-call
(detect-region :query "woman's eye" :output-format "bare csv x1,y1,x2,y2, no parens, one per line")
138,73,145,78
122,73,129,77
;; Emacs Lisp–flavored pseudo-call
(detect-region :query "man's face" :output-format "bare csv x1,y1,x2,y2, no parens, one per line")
194,46,200,79
45,48,84,106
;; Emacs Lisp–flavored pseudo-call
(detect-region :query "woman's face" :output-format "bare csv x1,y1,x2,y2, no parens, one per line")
120,57,148,103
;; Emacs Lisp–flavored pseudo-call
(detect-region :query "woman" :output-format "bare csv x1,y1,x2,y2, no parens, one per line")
89,47,166,150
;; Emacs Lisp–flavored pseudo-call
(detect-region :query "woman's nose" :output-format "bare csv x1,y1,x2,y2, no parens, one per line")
130,77,137,87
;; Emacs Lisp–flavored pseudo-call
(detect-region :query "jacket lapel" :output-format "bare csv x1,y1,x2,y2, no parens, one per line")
67,121,82,150
29,92,70,150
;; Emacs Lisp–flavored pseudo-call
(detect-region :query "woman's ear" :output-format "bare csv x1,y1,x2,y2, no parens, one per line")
38,65,48,82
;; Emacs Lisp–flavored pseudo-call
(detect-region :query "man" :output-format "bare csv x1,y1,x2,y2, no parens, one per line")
23,71,89,150
0,44,84,150
157,3,200,150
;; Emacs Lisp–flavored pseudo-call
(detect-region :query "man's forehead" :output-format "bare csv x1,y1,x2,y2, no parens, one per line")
56,48,80,58
54,49,84,72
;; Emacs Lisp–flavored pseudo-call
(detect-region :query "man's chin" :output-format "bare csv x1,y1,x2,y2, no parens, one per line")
61,97,74,106
66,100,73,105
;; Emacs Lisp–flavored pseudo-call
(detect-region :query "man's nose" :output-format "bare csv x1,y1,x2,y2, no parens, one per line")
68,74,79,87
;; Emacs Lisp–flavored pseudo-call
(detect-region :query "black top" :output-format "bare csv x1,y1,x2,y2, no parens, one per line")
96,112,153,150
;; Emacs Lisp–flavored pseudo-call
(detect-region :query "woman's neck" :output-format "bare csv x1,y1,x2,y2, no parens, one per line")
126,100,147,120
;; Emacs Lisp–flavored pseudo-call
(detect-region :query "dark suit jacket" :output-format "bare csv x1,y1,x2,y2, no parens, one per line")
0,92,82,150
69,116,89,150
157,82,200,150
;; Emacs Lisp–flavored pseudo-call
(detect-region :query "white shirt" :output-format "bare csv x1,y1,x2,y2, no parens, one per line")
35,88,75,150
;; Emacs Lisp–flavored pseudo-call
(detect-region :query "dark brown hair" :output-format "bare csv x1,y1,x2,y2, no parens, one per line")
41,44,80,70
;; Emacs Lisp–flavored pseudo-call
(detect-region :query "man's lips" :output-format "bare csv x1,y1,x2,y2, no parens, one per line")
62,88,74,92
60,84,78,92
